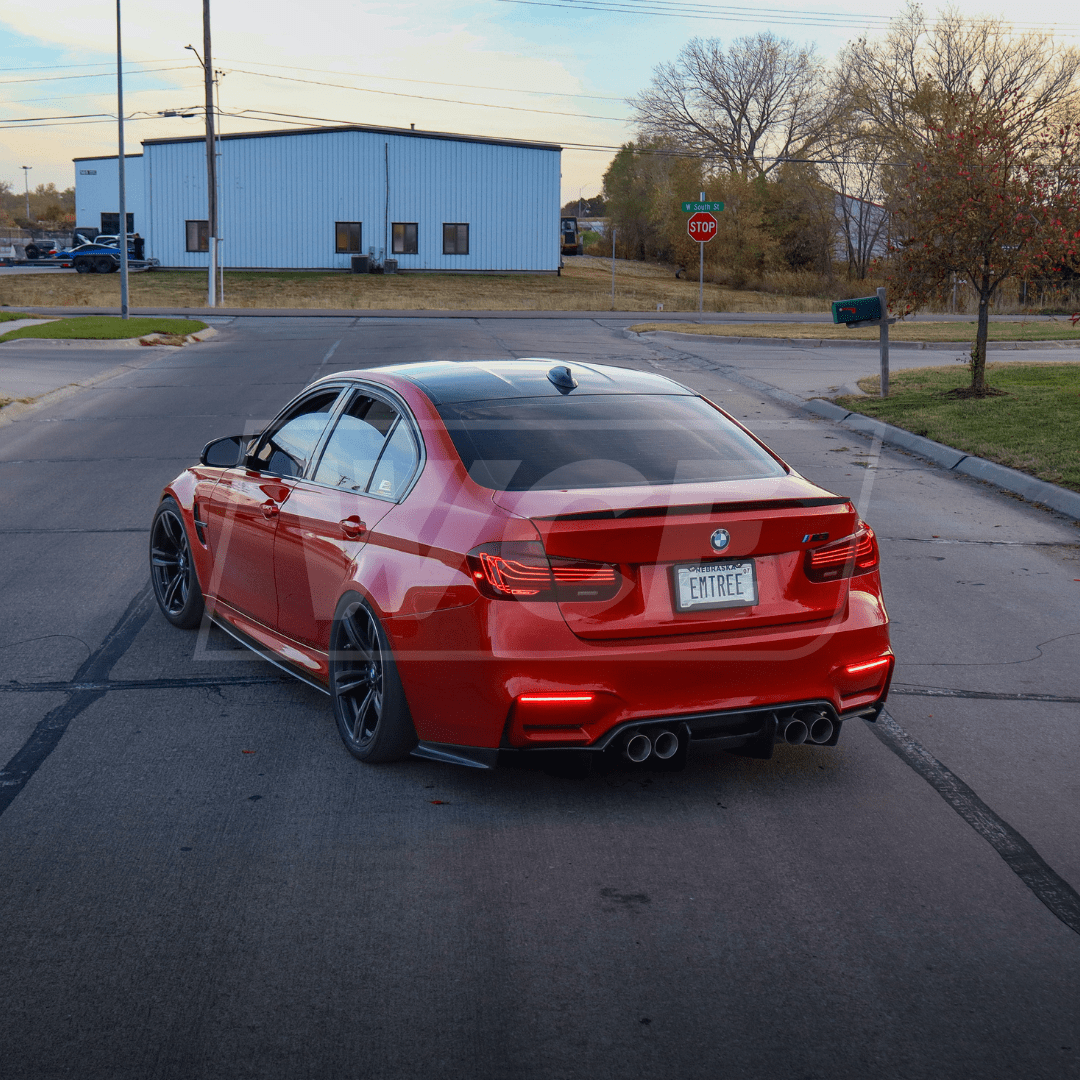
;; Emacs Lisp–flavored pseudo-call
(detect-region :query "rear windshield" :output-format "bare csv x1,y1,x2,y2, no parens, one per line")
438,394,786,491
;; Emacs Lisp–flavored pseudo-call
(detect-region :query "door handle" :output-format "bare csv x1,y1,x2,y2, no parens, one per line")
261,500,280,519
340,516,366,539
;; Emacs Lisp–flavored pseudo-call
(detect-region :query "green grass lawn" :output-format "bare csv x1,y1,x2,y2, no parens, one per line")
0,315,207,343
629,319,1080,342
836,363,1080,492
0,311,33,322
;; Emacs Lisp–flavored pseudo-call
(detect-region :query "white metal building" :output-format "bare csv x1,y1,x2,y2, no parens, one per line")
73,124,562,272
73,154,144,237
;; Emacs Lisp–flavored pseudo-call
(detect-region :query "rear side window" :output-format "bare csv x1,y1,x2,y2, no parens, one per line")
438,394,786,491
311,394,419,498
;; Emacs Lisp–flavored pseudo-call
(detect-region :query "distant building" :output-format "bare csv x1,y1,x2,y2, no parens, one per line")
73,123,561,272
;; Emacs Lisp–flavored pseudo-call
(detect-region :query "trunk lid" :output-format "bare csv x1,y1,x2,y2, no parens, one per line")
493,477,857,640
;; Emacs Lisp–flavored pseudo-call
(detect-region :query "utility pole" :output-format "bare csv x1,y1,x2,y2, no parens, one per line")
21,166,31,221
116,0,129,319
187,0,218,308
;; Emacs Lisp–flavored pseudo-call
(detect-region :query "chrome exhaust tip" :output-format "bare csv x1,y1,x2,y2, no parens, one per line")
781,719,809,745
809,716,835,744
652,729,679,760
624,732,652,763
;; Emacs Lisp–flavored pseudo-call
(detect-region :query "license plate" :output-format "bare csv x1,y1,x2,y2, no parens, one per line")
673,561,757,611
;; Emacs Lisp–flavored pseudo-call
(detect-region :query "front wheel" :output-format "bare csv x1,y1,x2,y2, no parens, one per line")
74,257,93,274
330,595,416,763
150,497,205,628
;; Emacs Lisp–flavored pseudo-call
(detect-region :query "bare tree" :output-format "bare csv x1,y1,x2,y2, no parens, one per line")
838,3,1080,151
630,33,831,176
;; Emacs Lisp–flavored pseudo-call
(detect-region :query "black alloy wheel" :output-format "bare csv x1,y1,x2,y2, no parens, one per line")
330,596,416,763
150,497,205,629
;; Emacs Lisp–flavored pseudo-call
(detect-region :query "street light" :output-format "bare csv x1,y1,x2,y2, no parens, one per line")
21,166,31,221
186,24,219,308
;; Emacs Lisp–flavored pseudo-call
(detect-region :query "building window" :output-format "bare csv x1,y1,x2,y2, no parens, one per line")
392,222,418,255
443,223,469,255
335,222,362,253
186,220,209,252
101,212,134,234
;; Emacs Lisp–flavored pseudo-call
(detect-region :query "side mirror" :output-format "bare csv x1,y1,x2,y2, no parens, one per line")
200,435,247,467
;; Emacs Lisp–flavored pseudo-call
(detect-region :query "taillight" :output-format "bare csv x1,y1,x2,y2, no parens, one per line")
467,541,621,602
804,524,879,583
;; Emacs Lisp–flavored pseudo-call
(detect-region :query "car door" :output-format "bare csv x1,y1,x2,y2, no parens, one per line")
273,390,422,648
203,387,344,628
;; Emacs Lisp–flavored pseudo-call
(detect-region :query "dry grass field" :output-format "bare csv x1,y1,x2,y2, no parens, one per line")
0,257,829,314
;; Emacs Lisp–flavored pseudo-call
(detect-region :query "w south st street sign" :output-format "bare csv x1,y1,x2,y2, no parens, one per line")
687,212,718,242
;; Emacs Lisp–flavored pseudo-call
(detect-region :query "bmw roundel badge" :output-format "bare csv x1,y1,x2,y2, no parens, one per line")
709,528,731,552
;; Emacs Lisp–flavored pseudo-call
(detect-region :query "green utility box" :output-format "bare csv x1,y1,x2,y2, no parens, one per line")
832,295,882,324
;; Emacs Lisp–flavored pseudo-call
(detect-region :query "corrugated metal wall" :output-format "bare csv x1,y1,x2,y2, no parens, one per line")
140,128,560,271
73,156,145,234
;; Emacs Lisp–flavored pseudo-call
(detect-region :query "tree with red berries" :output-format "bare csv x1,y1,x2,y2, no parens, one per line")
889,97,1080,395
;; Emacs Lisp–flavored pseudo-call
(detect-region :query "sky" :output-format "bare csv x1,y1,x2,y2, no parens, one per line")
2,0,1079,210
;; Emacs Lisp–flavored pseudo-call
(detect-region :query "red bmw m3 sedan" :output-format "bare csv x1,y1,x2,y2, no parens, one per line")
150,360,893,769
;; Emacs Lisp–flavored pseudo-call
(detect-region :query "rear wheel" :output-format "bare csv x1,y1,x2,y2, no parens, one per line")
73,257,93,274
94,256,114,274
25,244,40,260
150,497,205,629
330,595,416,763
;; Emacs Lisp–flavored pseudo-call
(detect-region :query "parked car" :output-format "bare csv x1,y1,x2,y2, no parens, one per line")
150,360,894,769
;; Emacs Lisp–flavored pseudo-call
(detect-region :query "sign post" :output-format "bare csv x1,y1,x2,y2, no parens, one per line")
684,192,723,316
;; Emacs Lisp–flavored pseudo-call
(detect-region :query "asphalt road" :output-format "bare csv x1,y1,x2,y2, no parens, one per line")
1,317,1078,1080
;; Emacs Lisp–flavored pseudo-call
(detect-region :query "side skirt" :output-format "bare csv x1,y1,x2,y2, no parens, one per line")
206,604,330,696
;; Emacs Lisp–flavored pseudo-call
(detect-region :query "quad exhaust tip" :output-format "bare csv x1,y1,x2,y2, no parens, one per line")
777,709,836,745
652,730,679,760
624,733,652,763
621,728,681,763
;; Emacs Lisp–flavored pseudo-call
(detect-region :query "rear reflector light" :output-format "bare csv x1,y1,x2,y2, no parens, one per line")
467,542,621,602
804,524,879,583
844,657,892,676
518,693,596,704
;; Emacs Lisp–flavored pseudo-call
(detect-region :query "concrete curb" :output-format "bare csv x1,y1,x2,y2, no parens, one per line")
0,325,216,349
802,399,1080,520
627,328,1080,352
0,349,171,428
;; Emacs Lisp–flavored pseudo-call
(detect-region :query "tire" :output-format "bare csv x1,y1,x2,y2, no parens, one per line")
575,244,584,256
74,258,93,274
150,497,205,629
25,244,39,260
329,594,417,763
94,256,114,274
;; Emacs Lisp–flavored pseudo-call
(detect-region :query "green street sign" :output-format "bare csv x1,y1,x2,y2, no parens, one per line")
681,201,724,212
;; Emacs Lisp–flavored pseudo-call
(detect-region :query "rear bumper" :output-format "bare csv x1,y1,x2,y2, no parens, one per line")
390,587,893,751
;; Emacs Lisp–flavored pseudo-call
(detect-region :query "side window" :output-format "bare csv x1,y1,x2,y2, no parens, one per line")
442,223,469,255
392,222,418,255
253,390,341,478
368,419,420,499
335,221,362,253
186,220,209,252
312,395,398,492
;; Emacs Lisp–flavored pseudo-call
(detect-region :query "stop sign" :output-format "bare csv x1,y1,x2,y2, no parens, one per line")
687,212,717,242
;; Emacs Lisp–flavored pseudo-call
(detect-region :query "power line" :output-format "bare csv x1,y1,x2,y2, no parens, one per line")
224,67,629,121
495,0,1080,33
218,57,626,101
0,64,191,86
